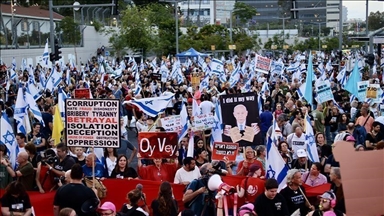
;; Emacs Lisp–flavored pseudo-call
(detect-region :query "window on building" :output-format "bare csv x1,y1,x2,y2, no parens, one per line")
21,19,29,32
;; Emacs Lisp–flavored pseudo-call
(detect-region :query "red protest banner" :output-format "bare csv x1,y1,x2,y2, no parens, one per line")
211,142,239,162
138,132,178,159
74,88,90,99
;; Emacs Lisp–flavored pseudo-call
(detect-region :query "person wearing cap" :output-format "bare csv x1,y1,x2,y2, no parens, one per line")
254,178,289,216
287,127,307,160
307,191,346,216
98,201,117,216
280,169,314,216
236,164,265,204
237,203,257,216
290,149,313,172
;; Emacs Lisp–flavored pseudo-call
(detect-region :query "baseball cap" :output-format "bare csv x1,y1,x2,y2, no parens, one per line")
346,135,356,142
247,164,261,176
296,149,307,158
320,191,336,201
238,203,256,216
98,202,116,212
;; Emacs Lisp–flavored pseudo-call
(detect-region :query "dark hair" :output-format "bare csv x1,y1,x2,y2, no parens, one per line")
315,132,325,143
265,178,279,190
59,208,75,216
256,145,266,156
157,181,176,216
114,155,129,173
372,121,381,128
4,181,27,197
104,148,118,159
70,163,83,180
0,144,8,153
183,157,194,166
156,127,166,132
277,141,289,151
127,189,142,206
16,133,26,140
25,143,37,155
56,143,67,152
263,104,270,111
312,162,322,171
44,104,51,111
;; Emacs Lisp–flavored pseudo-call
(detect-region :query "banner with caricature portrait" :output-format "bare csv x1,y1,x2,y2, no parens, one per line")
220,92,262,147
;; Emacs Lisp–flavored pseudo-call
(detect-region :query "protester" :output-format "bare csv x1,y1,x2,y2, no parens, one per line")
1,181,33,216
151,181,178,216
254,178,289,216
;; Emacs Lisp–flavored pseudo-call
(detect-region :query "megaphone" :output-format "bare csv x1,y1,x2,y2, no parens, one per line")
208,174,236,198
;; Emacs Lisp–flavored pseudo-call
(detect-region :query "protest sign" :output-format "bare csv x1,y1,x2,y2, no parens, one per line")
211,142,239,161
65,99,120,148
315,80,334,103
151,73,161,81
366,84,379,99
191,74,200,87
160,115,182,132
74,88,91,99
138,132,178,158
254,54,272,74
220,92,261,147
192,113,215,131
357,81,369,101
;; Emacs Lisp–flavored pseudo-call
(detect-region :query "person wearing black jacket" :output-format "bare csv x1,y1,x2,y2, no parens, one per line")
254,179,289,216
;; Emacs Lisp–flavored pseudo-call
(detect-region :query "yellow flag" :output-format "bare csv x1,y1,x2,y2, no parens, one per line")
52,105,64,146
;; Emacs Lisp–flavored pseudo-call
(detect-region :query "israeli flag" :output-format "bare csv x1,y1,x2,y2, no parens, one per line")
25,88,45,127
210,101,223,149
26,82,41,101
1,112,18,169
266,119,289,192
229,71,239,88
134,69,142,96
44,67,62,92
42,38,49,67
14,85,28,135
11,57,16,71
304,113,319,162
127,93,175,117
258,94,263,115
210,58,224,75
58,87,68,121
297,82,306,99
179,102,189,143
199,74,210,91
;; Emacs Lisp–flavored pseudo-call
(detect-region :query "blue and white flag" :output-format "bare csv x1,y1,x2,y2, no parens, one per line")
26,82,41,101
258,94,263,115
25,89,44,127
210,58,224,75
128,93,175,117
210,101,223,149
229,71,239,88
58,87,68,121
192,99,201,116
266,119,289,192
42,38,49,67
134,68,142,96
14,85,28,135
304,113,319,162
344,58,361,97
21,58,27,71
199,74,210,91
11,57,17,71
304,54,315,107
44,68,62,92
0,112,18,169
179,102,189,143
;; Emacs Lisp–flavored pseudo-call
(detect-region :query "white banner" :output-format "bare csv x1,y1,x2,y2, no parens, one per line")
315,80,334,103
192,113,215,131
160,115,182,132
254,54,272,74
357,81,369,101
65,99,121,148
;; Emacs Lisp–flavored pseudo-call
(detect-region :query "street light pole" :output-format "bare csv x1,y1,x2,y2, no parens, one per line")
175,1,179,54
318,23,321,51
274,17,290,48
49,0,55,64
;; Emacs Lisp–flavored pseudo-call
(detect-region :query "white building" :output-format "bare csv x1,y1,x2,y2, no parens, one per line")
326,0,341,31
0,3,63,48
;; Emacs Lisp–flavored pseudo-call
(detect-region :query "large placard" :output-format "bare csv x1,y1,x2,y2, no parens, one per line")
254,54,272,74
192,113,215,131
160,115,182,132
220,92,261,147
211,142,239,161
138,132,178,159
65,99,121,148
315,80,334,103
357,81,369,101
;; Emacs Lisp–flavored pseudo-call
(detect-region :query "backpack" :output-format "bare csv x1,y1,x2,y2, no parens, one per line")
83,177,107,199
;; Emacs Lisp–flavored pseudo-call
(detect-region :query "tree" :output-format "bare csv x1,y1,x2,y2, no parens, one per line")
368,11,384,31
178,25,204,51
133,0,159,7
57,17,81,45
232,2,258,27
263,32,288,50
232,28,261,54
197,24,230,51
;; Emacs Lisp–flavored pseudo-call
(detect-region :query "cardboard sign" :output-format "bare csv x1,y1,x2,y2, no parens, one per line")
254,54,272,74
211,142,239,161
192,113,215,131
191,75,200,88
160,115,182,132
357,81,369,101
75,88,91,99
65,99,121,148
366,84,379,99
315,80,334,103
138,132,178,158
333,140,384,215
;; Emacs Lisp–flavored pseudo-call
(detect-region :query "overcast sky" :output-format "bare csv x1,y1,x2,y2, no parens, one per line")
344,0,384,20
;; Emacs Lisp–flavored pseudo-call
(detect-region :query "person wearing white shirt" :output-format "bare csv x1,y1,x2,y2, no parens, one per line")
174,157,201,185
200,95,215,115
287,127,307,160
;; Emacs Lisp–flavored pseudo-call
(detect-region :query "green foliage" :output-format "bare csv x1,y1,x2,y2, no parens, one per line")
368,11,384,31
263,32,288,50
109,33,127,59
57,17,81,45
232,28,260,54
132,0,159,7
232,2,258,26
92,20,102,32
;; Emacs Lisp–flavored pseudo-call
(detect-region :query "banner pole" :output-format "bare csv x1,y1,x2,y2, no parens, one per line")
92,146,95,189
148,114,161,131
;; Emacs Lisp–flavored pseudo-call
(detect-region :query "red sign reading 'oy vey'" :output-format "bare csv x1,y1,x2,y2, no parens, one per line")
138,132,178,159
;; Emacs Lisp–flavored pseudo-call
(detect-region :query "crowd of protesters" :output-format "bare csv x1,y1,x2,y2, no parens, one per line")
1,48,384,216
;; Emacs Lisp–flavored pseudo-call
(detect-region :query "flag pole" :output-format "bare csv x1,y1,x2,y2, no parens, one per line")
92,146,95,189
148,113,161,132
